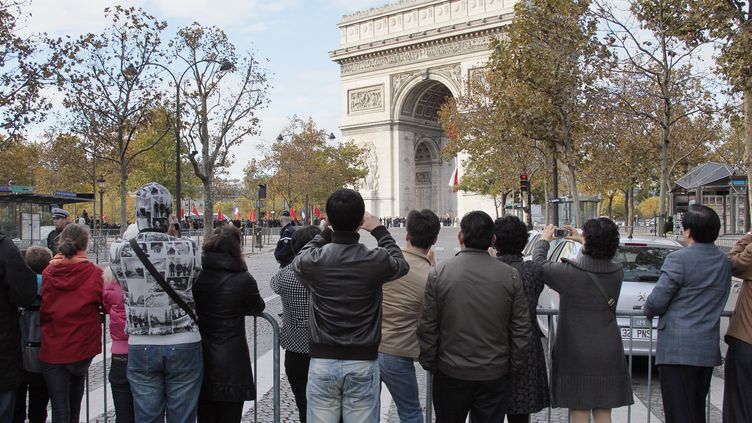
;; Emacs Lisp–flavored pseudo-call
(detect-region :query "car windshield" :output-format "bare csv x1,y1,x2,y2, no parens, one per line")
615,245,677,282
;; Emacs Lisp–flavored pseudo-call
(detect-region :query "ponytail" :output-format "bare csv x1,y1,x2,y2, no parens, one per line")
57,224,90,258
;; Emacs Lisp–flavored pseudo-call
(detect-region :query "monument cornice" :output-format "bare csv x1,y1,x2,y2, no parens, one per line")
340,0,443,25
331,24,507,76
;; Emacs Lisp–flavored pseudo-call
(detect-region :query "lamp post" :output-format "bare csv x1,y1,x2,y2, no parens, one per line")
276,131,335,225
97,176,105,236
125,59,234,234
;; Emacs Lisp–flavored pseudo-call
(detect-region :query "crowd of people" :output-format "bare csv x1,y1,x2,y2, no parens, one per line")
0,181,750,423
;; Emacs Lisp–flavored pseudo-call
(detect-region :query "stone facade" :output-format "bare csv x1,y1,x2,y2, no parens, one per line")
331,0,516,218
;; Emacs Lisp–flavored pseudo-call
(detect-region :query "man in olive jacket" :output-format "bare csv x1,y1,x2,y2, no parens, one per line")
0,231,37,421
418,211,530,423
293,188,409,423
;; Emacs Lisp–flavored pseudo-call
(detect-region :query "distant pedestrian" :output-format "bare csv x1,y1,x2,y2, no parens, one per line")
275,211,296,268
193,224,265,423
102,266,133,423
379,209,440,423
493,216,550,422
40,224,103,423
726,231,752,422
13,246,52,423
0,233,37,422
270,225,322,422
533,219,633,423
645,205,731,423
293,189,408,422
418,211,530,423
47,208,70,253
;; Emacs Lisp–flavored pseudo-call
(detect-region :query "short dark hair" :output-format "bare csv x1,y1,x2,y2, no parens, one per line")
581,217,620,260
203,224,244,268
325,189,365,232
460,211,494,249
25,246,53,274
58,224,90,258
406,209,440,249
291,226,322,255
682,205,721,243
493,215,528,255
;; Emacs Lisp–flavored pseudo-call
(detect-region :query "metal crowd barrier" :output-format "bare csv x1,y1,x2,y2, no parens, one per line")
78,312,281,422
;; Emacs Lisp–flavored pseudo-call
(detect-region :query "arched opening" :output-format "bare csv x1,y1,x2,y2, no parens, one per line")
395,79,456,216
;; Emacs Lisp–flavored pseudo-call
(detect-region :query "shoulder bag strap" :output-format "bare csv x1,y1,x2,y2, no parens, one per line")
585,271,616,313
129,238,199,323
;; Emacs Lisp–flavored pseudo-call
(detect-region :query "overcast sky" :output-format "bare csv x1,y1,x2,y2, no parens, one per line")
21,0,388,178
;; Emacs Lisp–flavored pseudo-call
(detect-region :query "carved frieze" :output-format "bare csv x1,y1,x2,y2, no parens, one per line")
416,171,432,185
340,34,494,76
348,85,384,114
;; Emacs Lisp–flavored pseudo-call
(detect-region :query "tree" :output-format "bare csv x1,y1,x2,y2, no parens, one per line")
262,116,367,220
594,0,717,234
52,6,170,230
173,23,270,237
0,1,51,149
638,196,660,218
0,139,39,185
487,0,607,227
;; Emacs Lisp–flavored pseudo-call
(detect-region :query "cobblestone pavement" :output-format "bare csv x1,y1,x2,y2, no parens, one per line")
75,227,726,422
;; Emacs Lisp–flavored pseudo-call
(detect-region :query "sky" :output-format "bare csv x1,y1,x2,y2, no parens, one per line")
20,0,390,178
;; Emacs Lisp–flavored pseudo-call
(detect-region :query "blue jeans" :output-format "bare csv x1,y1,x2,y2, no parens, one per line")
41,358,92,423
127,342,203,423
0,389,17,422
307,358,379,423
378,353,423,423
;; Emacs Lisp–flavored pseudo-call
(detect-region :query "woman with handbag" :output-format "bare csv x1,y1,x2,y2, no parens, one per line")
532,218,633,423
193,224,265,423
40,224,103,423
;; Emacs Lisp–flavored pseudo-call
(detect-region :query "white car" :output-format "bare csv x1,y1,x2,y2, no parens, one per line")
532,236,739,356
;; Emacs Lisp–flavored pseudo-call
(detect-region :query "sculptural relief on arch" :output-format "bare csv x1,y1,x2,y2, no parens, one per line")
330,0,516,218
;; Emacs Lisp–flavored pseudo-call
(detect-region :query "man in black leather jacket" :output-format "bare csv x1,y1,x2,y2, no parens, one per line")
292,188,409,422
274,211,296,268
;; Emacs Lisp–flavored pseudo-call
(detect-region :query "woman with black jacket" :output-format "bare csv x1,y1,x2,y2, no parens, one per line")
193,224,265,423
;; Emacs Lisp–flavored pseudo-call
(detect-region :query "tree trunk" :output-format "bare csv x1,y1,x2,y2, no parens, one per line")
745,88,752,232
607,193,614,220
563,142,581,227
658,123,670,236
500,192,508,217
120,161,128,235
202,178,214,239
626,186,635,238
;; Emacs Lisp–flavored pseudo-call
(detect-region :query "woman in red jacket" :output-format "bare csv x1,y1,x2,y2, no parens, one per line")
40,224,103,423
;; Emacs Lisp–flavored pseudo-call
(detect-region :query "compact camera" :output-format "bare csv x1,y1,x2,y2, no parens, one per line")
554,228,570,238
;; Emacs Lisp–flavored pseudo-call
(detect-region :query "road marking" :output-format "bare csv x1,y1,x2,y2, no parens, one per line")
380,381,393,421
264,294,280,303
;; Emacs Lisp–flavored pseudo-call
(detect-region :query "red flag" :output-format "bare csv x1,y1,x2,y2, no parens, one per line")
266,210,270,220
180,209,185,219
192,206,200,218
217,210,224,221
250,210,256,221
448,165,459,192
314,207,322,219
290,207,297,220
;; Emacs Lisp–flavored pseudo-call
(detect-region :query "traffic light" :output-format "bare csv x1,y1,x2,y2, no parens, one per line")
520,174,529,192
258,184,267,199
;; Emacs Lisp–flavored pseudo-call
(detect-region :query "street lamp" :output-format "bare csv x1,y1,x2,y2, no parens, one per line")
125,59,234,233
97,176,105,235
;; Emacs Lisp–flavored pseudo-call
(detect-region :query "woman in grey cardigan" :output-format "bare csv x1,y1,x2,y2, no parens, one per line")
533,218,633,423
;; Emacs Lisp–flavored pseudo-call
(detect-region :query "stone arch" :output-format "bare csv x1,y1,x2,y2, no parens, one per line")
391,73,461,122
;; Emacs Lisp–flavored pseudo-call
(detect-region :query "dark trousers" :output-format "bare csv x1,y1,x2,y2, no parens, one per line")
13,371,49,423
285,350,310,423
724,336,752,423
197,400,243,423
432,370,509,423
41,358,93,423
505,414,530,423
658,364,713,423
109,354,134,423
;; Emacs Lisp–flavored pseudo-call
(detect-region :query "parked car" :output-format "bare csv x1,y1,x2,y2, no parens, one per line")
532,236,739,356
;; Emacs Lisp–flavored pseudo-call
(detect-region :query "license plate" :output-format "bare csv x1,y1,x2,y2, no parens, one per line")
621,327,656,341
628,317,652,328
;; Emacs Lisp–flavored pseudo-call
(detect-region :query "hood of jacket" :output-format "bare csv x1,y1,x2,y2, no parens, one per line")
135,182,173,232
44,253,98,291
201,250,246,273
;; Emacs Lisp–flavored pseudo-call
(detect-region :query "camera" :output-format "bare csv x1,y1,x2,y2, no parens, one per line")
554,228,570,238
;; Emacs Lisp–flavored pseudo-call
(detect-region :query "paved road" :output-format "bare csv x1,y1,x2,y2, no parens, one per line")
80,226,725,422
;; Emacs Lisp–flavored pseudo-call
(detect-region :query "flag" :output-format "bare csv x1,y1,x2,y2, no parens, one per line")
250,210,256,222
301,208,306,221
290,207,297,220
233,206,240,220
314,206,322,219
266,210,270,220
192,206,200,218
180,209,185,220
217,210,224,221
448,165,459,192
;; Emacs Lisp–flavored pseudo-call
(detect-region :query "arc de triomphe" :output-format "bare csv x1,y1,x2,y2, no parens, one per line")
330,0,515,218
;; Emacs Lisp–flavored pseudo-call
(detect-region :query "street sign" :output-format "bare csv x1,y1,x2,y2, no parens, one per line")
0,185,34,193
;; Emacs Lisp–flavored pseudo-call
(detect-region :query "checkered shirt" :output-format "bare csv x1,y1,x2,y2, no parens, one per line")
270,265,310,354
